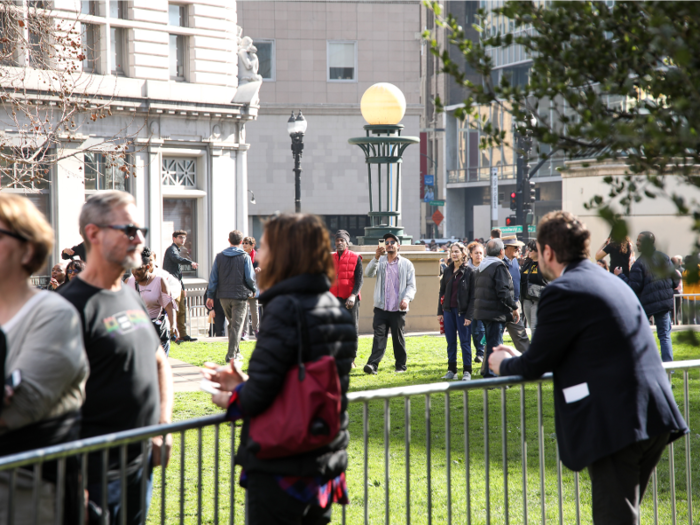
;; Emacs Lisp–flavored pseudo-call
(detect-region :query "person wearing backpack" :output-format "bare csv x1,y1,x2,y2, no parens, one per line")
203,214,356,525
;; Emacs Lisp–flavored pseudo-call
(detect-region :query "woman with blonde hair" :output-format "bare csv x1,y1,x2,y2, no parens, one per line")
204,213,355,524
596,234,635,278
0,194,88,525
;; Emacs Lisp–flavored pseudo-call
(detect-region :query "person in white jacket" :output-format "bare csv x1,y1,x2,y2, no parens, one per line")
363,233,416,374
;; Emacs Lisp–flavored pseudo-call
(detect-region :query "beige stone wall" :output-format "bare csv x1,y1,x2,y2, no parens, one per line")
563,160,700,257
350,248,443,334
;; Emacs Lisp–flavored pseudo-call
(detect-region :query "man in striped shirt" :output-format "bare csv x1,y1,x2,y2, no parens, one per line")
363,233,417,374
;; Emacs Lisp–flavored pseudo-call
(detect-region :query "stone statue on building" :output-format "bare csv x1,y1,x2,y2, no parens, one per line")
233,28,262,106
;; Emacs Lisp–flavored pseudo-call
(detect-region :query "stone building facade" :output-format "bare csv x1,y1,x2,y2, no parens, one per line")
1,0,259,283
237,1,422,243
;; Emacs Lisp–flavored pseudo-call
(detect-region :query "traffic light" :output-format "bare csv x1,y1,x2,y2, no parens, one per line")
527,180,536,205
505,215,517,227
510,191,517,211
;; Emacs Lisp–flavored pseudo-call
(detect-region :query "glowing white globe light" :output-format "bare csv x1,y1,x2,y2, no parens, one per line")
360,83,406,125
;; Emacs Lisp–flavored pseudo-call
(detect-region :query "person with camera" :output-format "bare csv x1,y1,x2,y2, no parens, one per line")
363,233,416,374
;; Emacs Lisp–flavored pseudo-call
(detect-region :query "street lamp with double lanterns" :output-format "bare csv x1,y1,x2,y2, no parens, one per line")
287,111,307,213
348,83,419,245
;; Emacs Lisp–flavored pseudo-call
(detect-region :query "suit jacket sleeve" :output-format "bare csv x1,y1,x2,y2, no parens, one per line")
499,284,578,379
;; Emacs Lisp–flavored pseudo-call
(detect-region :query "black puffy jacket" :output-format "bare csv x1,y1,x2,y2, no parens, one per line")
620,250,680,316
235,273,356,479
437,262,476,319
473,258,518,323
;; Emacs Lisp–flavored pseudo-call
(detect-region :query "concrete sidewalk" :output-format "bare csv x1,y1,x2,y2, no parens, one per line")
169,357,204,393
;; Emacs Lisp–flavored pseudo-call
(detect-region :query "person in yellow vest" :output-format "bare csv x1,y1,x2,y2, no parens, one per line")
682,261,700,324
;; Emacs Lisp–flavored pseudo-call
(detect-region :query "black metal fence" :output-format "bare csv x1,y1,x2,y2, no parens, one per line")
2,361,699,525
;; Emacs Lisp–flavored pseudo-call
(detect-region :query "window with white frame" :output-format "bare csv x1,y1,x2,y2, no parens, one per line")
82,23,99,73
0,153,52,230
254,40,274,81
162,157,196,187
169,34,186,81
327,41,357,82
84,152,129,192
110,26,127,76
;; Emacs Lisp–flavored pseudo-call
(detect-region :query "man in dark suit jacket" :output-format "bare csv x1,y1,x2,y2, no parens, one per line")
489,211,687,525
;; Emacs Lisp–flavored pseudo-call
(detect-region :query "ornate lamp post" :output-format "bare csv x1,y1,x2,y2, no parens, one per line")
348,83,419,244
287,111,307,213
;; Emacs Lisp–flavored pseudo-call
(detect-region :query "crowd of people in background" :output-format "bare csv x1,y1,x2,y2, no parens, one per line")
0,184,691,525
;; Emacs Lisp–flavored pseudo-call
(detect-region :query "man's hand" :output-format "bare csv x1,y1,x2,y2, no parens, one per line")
151,434,173,467
464,319,471,326
171,327,179,340
206,298,214,309
191,262,199,270
375,246,386,260
437,315,443,322
614,267,623,276
399,299,409,311
254,267,261,274
62,247,74,256
512,309,520,323
346,295,356,309
488,345,521,375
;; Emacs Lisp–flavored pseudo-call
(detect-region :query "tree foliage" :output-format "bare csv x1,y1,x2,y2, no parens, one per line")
424,0,700,251
0,1,134,191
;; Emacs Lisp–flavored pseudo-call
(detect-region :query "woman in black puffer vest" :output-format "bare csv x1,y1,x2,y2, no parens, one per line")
204,213,356,525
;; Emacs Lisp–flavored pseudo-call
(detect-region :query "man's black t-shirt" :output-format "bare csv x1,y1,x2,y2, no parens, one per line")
59,277,161,477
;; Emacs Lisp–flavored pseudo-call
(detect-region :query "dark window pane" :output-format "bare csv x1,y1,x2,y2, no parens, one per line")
255,41,273,79
329,67,354,80
163,198,197,276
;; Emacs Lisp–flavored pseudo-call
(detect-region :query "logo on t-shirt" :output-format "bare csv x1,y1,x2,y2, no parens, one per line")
104,309,151,336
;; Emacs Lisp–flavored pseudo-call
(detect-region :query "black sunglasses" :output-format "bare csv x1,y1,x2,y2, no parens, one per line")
0,227,27,242
385,240,397,245
99,224,148,241
67,268,81,274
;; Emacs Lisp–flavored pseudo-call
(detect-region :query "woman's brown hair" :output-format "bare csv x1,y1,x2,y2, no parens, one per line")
0,193,54,275
256,214,335,291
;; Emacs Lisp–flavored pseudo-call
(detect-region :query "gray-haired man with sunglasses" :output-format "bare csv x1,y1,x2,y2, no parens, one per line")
59,191,173,525
363,232,416,374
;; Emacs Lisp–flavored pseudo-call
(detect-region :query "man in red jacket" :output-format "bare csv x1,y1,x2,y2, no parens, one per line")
331,230,363,342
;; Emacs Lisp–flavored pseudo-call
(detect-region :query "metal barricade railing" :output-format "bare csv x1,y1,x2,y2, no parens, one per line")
674,294,700,326
2,360,699,524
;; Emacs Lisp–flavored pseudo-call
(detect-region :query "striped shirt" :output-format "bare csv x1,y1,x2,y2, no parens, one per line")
384,257,400,311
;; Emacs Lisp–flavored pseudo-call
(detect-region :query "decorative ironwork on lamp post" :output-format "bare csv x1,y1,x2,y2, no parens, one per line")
287,111,307,213
348,83,419,244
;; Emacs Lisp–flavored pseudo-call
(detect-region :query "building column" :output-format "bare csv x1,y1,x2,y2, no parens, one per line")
53,147,85,260
147,143,163,258
235,122,250,234
209,145,238,260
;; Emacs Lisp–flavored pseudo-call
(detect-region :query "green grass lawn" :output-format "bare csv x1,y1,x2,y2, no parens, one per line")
151,333,700,524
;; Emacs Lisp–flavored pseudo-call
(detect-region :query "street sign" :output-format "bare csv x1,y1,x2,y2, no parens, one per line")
500,225,523,234
432,210,444,227
490,167,498,222
429,200,445,206
499,225,536,235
